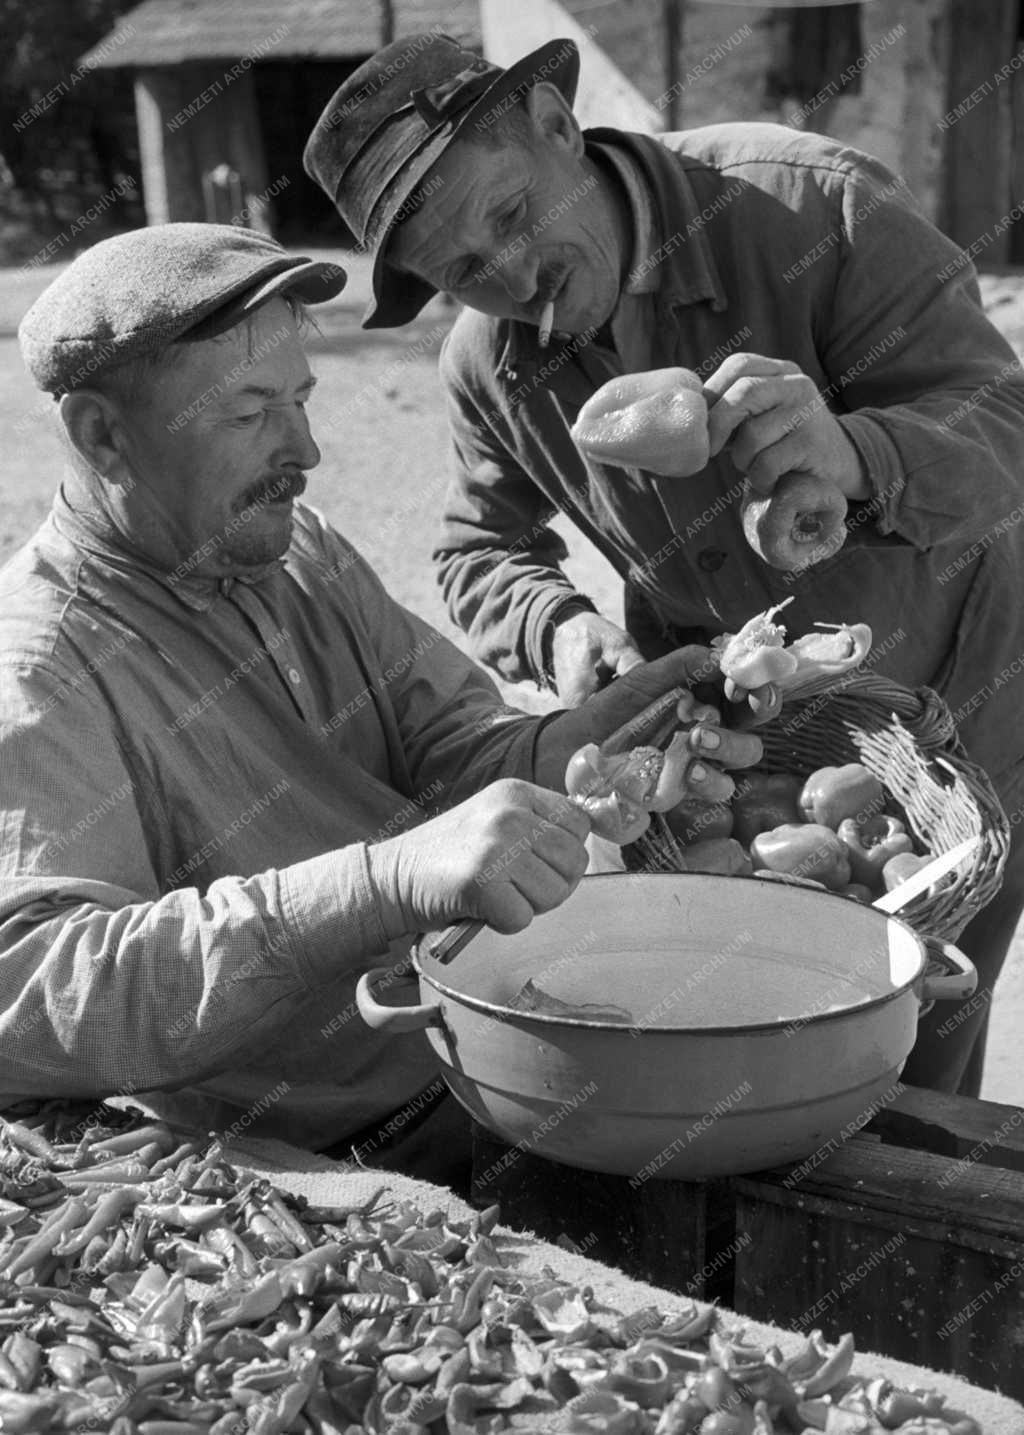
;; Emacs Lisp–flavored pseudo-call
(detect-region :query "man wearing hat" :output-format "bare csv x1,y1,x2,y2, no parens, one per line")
0,222,765,1185
305,33,1024,1100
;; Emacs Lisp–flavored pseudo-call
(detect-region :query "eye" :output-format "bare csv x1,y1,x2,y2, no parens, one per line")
234,411,264,426
500,197,527,232
450,258,481,289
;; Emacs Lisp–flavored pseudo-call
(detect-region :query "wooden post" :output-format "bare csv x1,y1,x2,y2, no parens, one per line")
381,0,395,47
662,0,681,132
1010,63,1024,264
132,62,271,232
941,0,1017,258
134,68,204,225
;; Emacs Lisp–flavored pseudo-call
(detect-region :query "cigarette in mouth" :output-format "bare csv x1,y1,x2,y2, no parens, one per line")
539,300,555,349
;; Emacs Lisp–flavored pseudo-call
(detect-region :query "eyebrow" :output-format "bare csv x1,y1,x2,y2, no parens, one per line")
227,375,319,401
399,187,526,283
483,188,523,221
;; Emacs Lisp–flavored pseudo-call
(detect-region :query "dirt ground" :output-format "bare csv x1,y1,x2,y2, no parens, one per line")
1,251,1022,1105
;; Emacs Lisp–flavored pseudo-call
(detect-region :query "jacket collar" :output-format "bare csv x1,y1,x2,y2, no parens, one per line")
50,487,285,612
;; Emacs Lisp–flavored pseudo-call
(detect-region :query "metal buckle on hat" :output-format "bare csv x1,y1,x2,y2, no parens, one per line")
409,64,495,128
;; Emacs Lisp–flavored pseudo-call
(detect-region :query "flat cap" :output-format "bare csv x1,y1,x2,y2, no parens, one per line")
19,222,347,395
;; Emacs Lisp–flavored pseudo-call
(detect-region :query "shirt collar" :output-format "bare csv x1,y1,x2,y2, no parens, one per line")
588,129,726,311
50,487,286,612
589,140,660,297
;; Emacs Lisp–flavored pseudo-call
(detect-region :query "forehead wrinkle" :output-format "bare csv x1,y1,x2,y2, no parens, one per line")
212,368,317,414
232,373,317,398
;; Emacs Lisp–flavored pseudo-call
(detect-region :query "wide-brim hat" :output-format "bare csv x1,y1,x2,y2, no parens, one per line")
303,32,580,329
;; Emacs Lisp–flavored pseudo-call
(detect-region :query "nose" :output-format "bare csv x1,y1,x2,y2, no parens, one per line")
495,246,541,305
279,404,321,472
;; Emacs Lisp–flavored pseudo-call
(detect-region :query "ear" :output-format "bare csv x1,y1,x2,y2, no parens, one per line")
524,81,584,158
59,390,135,488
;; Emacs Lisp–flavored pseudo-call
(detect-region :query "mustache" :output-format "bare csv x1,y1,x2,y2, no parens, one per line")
234,469,307,513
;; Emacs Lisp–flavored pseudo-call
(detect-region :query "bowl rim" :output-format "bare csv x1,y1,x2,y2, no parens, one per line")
413,872,929,1034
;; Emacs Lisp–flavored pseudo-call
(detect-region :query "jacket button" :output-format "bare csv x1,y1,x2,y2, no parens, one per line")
697,548,727,572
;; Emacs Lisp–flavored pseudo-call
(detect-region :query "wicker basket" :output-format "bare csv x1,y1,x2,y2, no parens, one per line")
629,673,1010,943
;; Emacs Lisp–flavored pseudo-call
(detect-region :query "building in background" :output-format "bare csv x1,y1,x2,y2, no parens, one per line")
82,0,1024,263
544,0,1024,265
79,0,479,241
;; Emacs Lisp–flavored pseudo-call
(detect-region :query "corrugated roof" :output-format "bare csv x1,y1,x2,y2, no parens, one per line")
81,0,480,68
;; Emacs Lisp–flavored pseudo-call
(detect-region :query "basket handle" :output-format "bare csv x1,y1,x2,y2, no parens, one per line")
800,673,955,740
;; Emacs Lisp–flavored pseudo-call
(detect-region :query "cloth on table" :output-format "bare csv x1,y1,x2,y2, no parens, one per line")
230,1134,1024,1433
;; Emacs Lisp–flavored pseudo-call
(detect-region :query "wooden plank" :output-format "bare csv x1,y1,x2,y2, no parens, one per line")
734,1134,1024,1398
737,1136,1024,1256
471,1123,730,1301
733,1188,1024,1399
868,1084,1024,1172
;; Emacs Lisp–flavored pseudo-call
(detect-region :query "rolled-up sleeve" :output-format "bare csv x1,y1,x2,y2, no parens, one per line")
0,667,393,1099
822,150,1024,546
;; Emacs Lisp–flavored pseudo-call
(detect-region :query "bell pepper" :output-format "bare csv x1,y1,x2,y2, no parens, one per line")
713,599,800,690
665,799,734,845
839,882,875,905
882,851,943,894
730,772,803,847
565,732,699,835
750,824,851,891
799,764,885,829
837,814,914,890
563,742,651,845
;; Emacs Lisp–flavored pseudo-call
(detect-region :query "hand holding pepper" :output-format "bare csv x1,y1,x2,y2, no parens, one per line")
535,647,773,808
365,779,592,936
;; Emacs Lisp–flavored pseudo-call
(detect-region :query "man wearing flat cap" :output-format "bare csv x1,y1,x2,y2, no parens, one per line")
0,223,766,1185
305,32,1024,1100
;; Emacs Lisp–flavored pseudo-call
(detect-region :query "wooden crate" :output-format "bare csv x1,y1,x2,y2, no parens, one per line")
732,1089,1024,1400
470,1087,1024,1398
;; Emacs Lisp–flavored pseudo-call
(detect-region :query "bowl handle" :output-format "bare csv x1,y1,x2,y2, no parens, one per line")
355,967,442,1033
919,938,978,1004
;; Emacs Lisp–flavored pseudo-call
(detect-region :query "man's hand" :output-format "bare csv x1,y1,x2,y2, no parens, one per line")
365,779,591,936
703,354,869,501
535,646,778,805
550,611,644,706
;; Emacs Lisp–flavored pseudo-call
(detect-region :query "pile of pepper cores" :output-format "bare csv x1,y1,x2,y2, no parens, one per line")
0,1103,983,1433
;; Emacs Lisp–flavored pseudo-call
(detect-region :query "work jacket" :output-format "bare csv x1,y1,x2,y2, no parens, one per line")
435,122,1024,802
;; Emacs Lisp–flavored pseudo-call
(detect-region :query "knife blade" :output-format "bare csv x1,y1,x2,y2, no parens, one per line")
871,835,980,915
